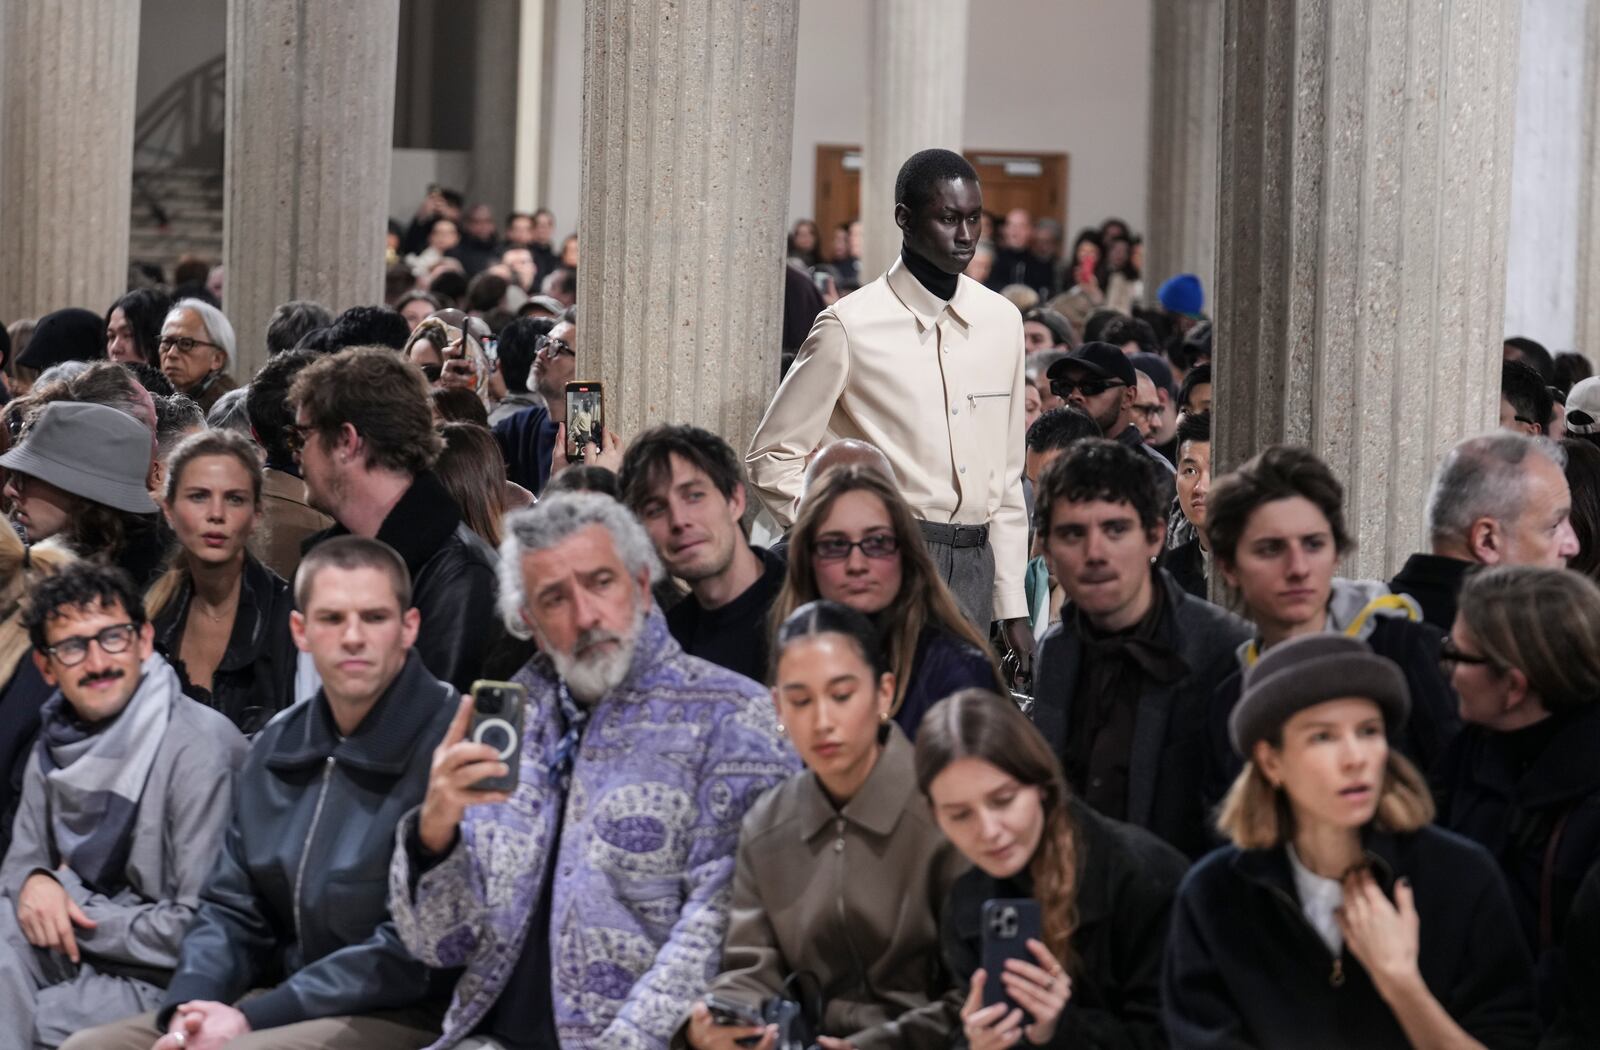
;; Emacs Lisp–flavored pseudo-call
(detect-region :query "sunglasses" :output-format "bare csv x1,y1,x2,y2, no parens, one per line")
1051,377,1125,399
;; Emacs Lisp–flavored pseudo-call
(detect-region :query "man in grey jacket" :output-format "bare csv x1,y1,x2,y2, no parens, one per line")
0,563,246,1048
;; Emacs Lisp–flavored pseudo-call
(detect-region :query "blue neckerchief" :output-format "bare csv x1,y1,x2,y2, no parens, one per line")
545,680,588,790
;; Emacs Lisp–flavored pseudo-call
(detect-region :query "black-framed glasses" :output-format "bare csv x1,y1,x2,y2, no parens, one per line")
1132,402,1163,421
158,335,221,357
537,336,575,359
1051,377,1124,399
813,533,900,561
1439,636,1495,671
44,623,138,666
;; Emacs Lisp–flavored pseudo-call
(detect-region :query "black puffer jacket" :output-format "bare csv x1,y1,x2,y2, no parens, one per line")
157,650,458,1031
1162,825,1537,1050
942,799,1188,1049
153,553,297,735
304,471,500,692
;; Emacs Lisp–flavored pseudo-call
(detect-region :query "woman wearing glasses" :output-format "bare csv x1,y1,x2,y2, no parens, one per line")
772,464,1003,738
145,430,295,735
1434,566,1600,1029
157,298,238,414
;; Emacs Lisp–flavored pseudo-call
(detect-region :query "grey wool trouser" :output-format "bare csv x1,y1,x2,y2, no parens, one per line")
919,519,997,629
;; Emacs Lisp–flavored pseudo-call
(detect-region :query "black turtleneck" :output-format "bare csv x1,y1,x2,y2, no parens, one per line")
902,246,959,301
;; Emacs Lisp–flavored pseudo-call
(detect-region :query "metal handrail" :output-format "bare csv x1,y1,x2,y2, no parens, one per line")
134,54,225,172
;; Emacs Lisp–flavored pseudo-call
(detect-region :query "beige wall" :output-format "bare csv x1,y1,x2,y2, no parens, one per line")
787,0,1152,236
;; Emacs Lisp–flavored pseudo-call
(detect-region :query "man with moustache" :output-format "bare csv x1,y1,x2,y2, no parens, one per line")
0,564,245,1047
390,493,796,1049
748,148,1032,668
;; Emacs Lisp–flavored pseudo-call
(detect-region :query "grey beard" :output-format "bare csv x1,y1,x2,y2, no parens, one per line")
544,603,646,703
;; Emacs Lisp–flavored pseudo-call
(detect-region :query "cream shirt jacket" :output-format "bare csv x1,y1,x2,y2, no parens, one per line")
747,257,1029,621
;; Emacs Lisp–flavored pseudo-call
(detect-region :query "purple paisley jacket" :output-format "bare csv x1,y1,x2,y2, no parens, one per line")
389,610,798,1048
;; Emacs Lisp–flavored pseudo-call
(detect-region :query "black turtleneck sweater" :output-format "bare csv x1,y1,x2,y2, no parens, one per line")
902,246,959,301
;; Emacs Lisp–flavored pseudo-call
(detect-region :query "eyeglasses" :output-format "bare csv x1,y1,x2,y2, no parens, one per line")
813,533,900,561
1051,377,1125,399
1439,636,1495,671
537,336,575,359
284,423,312,457
158,335,222,357
1132,403,1163,421
44,623,138,666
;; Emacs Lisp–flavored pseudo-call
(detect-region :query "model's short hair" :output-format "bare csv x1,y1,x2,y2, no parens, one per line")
1025,407,1100,455
24,561,146,651
266,300,333,356
619,424,744,514
1207,445,1353,567
894,148,979,213
289,347,441,476
1426,432,1566,545
496,493,662,640
294,536,412,612
1033,438,1169,536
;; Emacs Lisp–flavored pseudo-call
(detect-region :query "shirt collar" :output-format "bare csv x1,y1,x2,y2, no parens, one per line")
885,256,974,333
796,723,918,841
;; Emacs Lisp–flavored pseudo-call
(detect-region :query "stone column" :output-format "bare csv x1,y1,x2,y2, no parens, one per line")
224,0,400,378
0,0,141,322
859,0,969,280
1214,0,1521,581
1575,1,1600,357
1145,0,1222,298
578,0,799,457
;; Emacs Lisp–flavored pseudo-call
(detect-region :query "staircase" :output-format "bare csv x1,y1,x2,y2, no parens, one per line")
129,55,226,275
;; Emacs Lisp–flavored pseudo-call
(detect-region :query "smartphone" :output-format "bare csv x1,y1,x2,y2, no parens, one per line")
467,680,527,792
704,994,763,1028
565,381,605,461
980,898,1043,1024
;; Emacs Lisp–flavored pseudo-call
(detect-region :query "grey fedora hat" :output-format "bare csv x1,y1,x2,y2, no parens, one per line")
0,401,157,515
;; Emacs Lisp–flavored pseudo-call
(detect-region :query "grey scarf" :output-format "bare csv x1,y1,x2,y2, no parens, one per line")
35,654,179,895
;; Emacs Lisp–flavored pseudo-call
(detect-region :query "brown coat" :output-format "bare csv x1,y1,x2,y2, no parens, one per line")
701,726,967,1049
249,468,332,582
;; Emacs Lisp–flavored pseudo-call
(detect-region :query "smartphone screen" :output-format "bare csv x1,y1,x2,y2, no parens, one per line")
565,381,604,459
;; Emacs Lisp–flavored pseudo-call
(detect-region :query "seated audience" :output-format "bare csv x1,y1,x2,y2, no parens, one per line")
389,493,797,1047
2,402,168,587
773,465,1002,738
1164,411,1212,598
684,601,965,1049
620,425,786,683
158,299,237,414
918,689,1187,1048
1434,566,1600,1026
290,347,498,691
0,563,245,1047
104,289,173,367
1388,433,1578,630
64,537,459,1049
242,349,331,581
146,431,295,735
1032,440,1247,856
1201,446,1460,808
1164,633,1537,1049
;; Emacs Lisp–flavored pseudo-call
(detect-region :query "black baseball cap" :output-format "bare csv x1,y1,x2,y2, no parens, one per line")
1046,341,1137,388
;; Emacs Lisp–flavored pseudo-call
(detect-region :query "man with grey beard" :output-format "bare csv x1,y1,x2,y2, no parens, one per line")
389,492,797,1049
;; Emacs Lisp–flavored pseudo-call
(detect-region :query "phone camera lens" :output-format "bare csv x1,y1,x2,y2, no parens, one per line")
474,690,500,714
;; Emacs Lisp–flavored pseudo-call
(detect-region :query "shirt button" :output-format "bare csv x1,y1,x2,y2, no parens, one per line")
959,465,967,475
834,839,844,853
951,407,959,416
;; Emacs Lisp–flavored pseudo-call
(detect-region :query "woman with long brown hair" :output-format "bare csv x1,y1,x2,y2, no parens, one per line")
773,464,1003,737
437,423,511,548
915,689,1186,1049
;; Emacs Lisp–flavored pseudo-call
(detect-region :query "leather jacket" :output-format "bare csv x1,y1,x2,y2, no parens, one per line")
303,471,501,692
157,649,458,1031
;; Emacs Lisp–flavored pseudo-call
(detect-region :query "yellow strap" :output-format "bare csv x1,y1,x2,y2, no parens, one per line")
1243,593,1418,667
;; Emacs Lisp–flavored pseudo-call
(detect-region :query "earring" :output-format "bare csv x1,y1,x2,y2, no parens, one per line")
880,711,891,724
776,722,786,735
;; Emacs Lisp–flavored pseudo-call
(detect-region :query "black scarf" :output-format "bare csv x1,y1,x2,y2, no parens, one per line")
902,246,959,301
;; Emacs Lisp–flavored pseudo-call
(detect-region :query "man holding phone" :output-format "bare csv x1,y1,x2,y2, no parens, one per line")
67,537,458,1049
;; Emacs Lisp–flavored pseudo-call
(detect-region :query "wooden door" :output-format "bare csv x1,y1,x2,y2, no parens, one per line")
812,145,1068,250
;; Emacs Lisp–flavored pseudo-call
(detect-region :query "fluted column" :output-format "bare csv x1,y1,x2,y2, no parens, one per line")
1145,0,1222,297
860,0,968,280
579,0,799,456
0,0,140,321
224,0,400,377
1214,0,1521,581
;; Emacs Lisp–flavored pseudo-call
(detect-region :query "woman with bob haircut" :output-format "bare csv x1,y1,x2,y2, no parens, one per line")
683,601,965,1050
771,465,1002,738
1163,633,1537,1049
1434,565,1600,1027
916,689,1186,1049
1200,445,1459,809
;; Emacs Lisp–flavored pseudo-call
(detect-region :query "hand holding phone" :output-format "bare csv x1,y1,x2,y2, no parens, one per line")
416,691,521,855
688,997,771,1050
565,381,605,461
